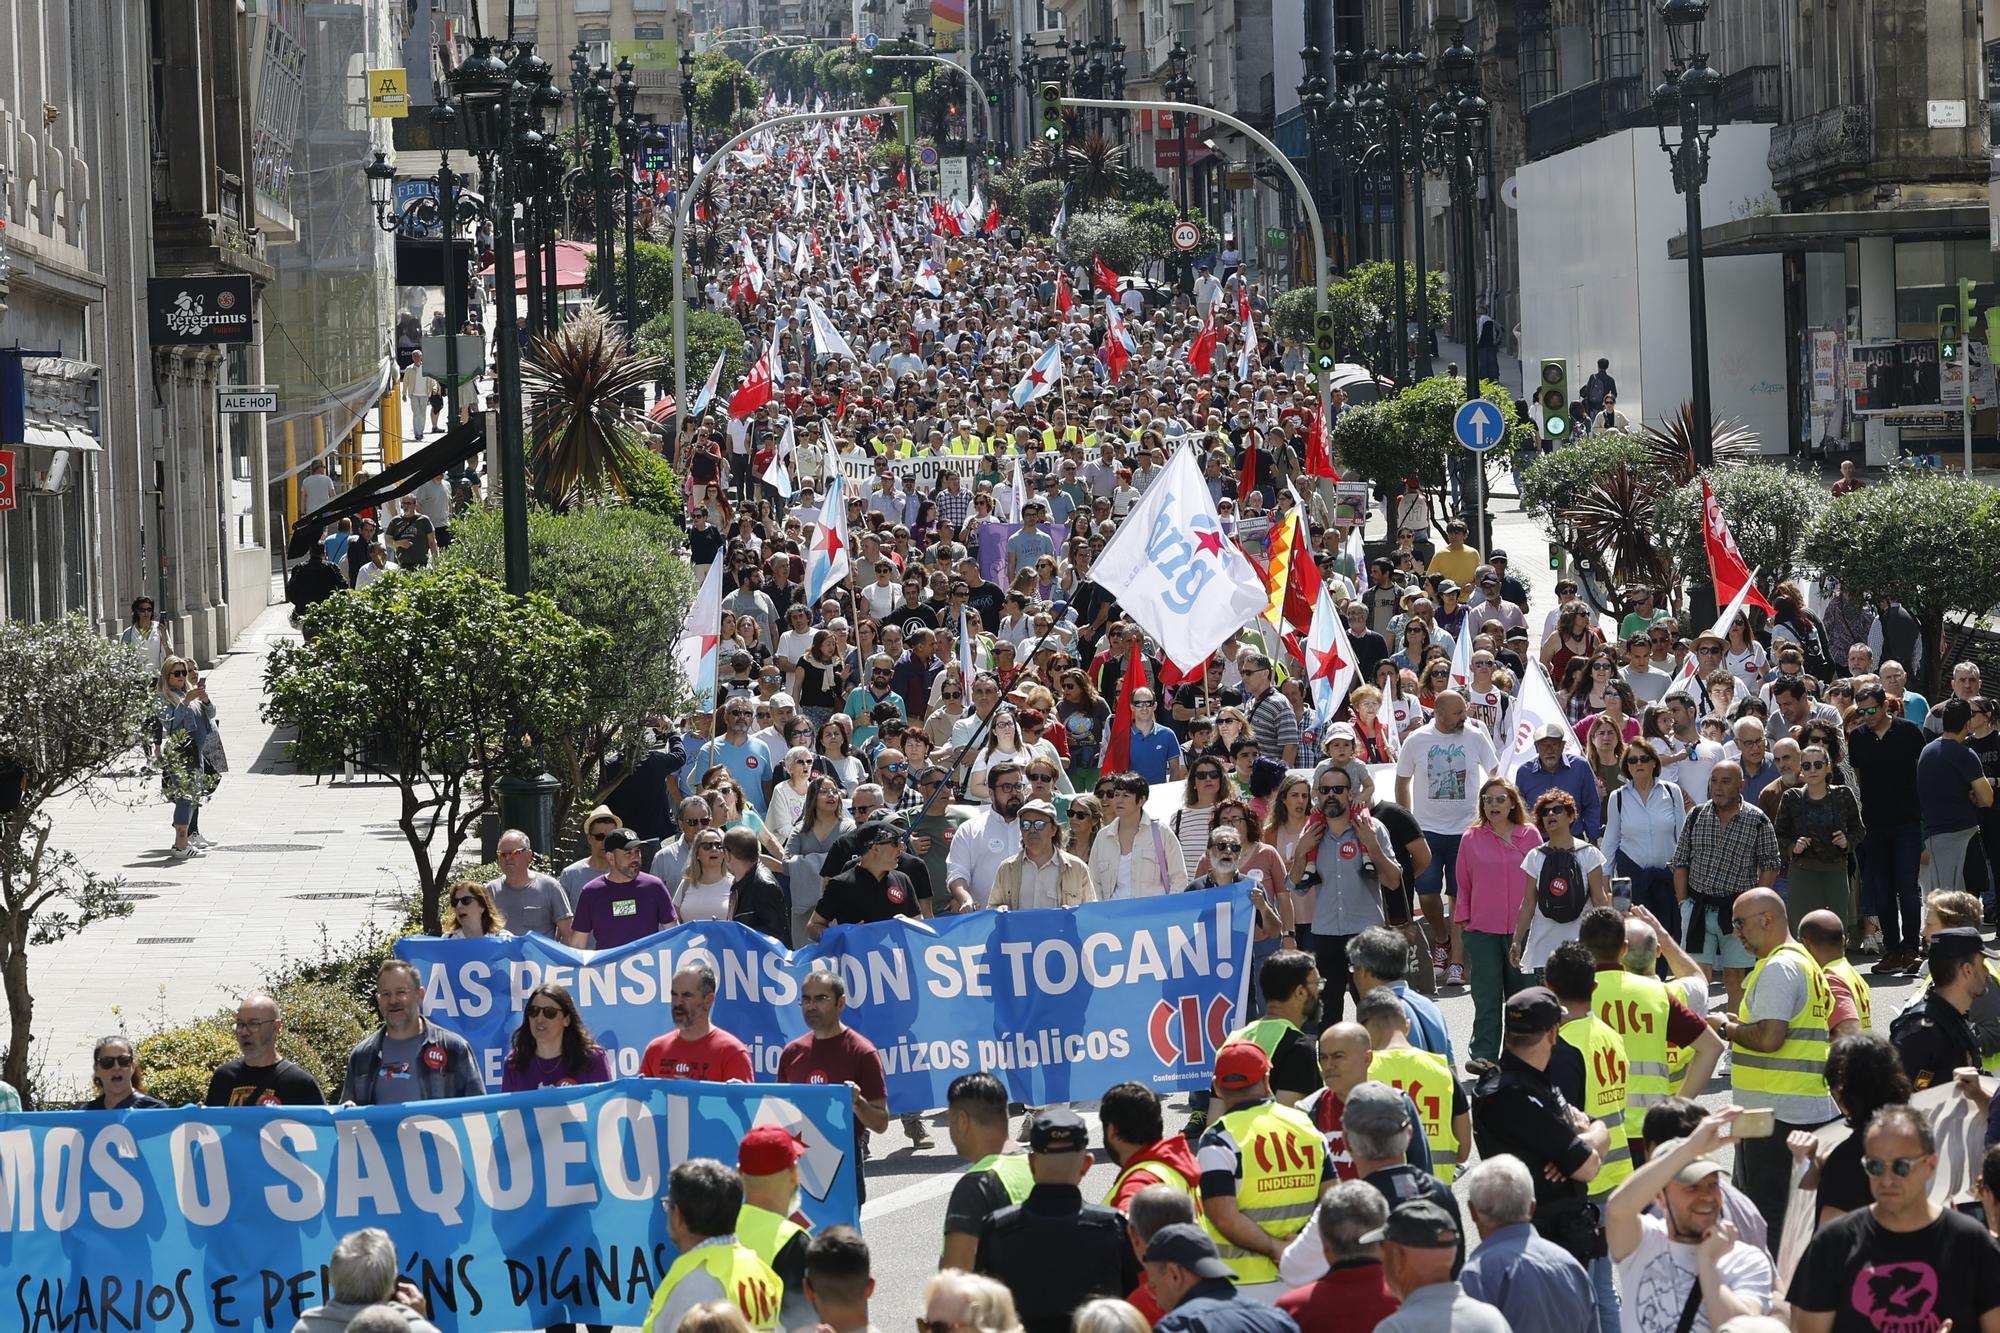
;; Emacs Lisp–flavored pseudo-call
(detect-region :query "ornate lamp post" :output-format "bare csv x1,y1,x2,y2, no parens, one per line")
1655,0,1720,469
614,57,642,333
1426,20,1491,541
679,46,697,172
1165,42,1196,215
900,26,919,186
583,65,617,315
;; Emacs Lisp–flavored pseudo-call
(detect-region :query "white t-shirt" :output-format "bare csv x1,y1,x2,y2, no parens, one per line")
1615,1211,1773,1333
1723,644,1769,692
675,874,733,922
1520,843,1607,967
859,580,900,619
775,628,817,664
1394,722,1500,834
1663,738,1726,798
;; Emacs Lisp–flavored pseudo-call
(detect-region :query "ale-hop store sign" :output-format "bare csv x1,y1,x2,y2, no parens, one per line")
148,275,256,346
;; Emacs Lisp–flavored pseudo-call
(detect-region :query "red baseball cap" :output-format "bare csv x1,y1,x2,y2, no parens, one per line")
1213,1042,1272,1092
738,1125,808,1177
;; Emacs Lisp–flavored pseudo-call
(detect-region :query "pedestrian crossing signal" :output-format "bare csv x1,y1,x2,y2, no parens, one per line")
1311,312,1338,374
1939,305,1961,365
1040,83,1065,143
1538,358,1570,439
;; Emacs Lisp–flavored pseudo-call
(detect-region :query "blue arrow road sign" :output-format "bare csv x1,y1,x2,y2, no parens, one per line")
1454,399,1504,452
863,32,881,49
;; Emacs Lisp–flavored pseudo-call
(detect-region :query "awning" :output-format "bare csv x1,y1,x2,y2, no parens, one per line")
285,414,486,558
477,239,593,290
1666,204,1987,260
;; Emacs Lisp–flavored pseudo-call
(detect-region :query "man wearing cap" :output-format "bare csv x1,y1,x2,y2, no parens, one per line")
1144,1224,1300,1333
559,804,624,900
1709,887,1833,1240
644,1158,784,1333
1196,1042,1327,1301
1471,988,1610,1275
1890,925,1991,1092
737,1126,815,1331
1486,550,1529,612
1369,1200,1509,1332
1605,1111,1775,1333
1464,569,1526,639
975,1109,1137,1333
989,799,1094,910
567,828,680,949
1515,721,1604,841
810,822,925,939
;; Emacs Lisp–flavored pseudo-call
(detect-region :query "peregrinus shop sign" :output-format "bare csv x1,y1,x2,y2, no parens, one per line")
147,275,255,345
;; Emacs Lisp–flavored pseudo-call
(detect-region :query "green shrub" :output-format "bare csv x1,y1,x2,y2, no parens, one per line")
1020,180,1066,233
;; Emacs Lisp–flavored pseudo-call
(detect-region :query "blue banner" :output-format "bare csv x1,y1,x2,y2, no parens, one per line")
397,890,1253,1111
0,1080,856,1333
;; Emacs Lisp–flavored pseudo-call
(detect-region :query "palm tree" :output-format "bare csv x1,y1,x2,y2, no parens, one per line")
520,302,665,509
1064,133,1129,206
1639,402,1761,486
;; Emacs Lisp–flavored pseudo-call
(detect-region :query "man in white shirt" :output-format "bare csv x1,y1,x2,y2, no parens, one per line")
944,760,1025,911
1621,634,1674,704
299,459,337,516
1394,691,1498,979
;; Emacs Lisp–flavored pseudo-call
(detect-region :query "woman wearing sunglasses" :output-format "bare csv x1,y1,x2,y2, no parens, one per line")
84,1035,165,1110
765,745,819,847
676,830,737,922
501,984,612,1090
1772,743,1863,929
444,880,512,939
158,655,219,862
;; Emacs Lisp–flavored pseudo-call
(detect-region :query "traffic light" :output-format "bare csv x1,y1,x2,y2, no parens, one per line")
1961,277,1981,342
1039,82,1064,143
1311,312,1338,375
1538,358,1570,439
1939,304,1961,365
987,88,1001,105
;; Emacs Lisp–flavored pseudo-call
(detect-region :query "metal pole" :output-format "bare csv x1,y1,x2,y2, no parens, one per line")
672,107,909,442
594,92,617,313
1411,152,1432,379
623,155,638,332
1461,151,1484,548
440,161,462,431
493,156,530,596
1388,115,1408,388
1682,104,1713,470
870,53,1001,145
542,185,559,333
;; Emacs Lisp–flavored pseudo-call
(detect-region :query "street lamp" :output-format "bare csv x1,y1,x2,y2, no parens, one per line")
899,27,918,186
1426,19,1491,543
1655,0,1719,470
1165,42,1195,215
614,57,641,334
583,65,617,315
679,46,697,172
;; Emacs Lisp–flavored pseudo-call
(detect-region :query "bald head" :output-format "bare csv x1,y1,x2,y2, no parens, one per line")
1797,909,1847,962
1733,888,1789,955
1623,920,1660,974
1318,1023,1373,1099
234,992,281,1062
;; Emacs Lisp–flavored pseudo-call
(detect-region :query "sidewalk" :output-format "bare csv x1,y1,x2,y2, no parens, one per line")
8,604,411,1094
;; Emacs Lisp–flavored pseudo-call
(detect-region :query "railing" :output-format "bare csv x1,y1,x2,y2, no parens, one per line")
1767,103,1872,193
1718,64,1781,123
1523,75,1646,161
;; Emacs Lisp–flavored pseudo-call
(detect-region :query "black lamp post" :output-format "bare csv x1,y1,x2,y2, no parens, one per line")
364,101,478,433
1387,27,1433,380
1426,20,1490,543
679,46,697,172
1165,42,1195,215
1108,38,1126,137
1655,0,1719,470
583,64,616,315
900,26,919,186
614,58,641,334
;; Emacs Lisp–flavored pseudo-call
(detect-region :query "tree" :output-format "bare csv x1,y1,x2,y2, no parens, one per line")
1333,375,1526,526
0,615,155,1104
1063,133,1129,206
265,568,606,935
1019,180,1066,233
522,303,664,507
1802,472,2000,695
637,309,747,407
1272,261,1450,373
1064,208,1149,276
1516,433,1649,535
1655,464,1826,591
1272,281,1379,355
586,239,678,327
1126,200,1219,267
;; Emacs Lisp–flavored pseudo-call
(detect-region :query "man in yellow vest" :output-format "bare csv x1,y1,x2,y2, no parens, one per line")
1799,909,1868,1037
736,1126,814,1332
1100,1081,1203,1214
1712,886,1835,1241
1219,950,1324,1111
1576,906,1723,1146
1548,941,1632,1333
1354,987,1468,1183
940,1071,1031,1271
645,1158,784,1333
1195,1042,1327,1302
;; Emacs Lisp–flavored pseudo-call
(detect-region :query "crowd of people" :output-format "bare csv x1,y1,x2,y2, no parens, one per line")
65,104,2000,1333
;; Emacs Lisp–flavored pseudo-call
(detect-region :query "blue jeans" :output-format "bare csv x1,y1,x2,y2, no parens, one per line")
1416,830,1463,902
1588,1251,1619,1333
1862,820,1923,951
1247,936,1281,1019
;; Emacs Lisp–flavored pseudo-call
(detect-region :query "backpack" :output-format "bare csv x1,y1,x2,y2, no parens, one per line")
1536,844,1586,924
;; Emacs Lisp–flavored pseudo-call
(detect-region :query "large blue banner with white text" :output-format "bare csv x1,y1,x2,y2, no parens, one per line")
396,890,1253,1111
0,1080,856,1333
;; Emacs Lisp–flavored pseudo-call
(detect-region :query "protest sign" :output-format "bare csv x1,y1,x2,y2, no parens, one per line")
398,890,1253,1111
0,1079,856,1333
835,452,983,489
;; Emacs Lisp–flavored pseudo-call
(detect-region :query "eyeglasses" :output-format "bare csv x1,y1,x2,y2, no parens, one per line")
232,1019,273,1031
168,669,189,678
1133,698,1156,706
697,841,725,851
994,781,1027,792
500,845,532,856
1209,840,1242,852
682,815,712,826
453,895,478,907
1857,705,1880,716
1862,1155,1928,1178
527,1005,565,1021
1029,772,1057,783
96,1054,134,1069
942,690,963,699
1019,817,1054,831
588,830,612,842
883,762,910,774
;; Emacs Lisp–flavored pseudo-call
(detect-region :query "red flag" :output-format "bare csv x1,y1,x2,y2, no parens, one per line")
1237,433,1260,506
835,388,850,419
1236,285,1251,324
1092,255,1119,295
647,394,677,423
1158,656,1206,689
1189,313,1218,375
1282,533,1324,638
728,346,777,418
1305,403,1339,479
984,205,1002,235
1100,646,1147,775
1055,273,1073,317
1700,478,1775,614
895,166,908,190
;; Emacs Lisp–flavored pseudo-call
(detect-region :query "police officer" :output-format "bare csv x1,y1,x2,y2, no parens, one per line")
645,1158,784,1333
736,1126,814,1332
1890,926,1991,1093
1547,941,1631,1333
976,1109,1138,1333
1196,1042,1327,1302
1471,989,1610,1281
940,1072,1033,1271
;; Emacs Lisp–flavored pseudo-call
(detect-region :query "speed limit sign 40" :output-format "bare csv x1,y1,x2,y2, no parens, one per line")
1171,220,1202,251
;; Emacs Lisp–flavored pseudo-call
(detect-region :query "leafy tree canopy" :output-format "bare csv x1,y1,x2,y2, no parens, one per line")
1655,464,1826,591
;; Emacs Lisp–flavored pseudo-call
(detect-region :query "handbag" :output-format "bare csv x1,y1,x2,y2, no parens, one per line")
200,723,229,774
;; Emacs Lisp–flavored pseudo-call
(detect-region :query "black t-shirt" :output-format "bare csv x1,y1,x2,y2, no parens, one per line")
1848,720,1928,827
1970,732,2000,827
1817,1129,1872,1217
945,1164,1019,1238
816,864,923,924
204,1058,327,1107
1788,1205,2000,1331
1271,1026,1321,1100
1369,800,1424,924
688,525,725,566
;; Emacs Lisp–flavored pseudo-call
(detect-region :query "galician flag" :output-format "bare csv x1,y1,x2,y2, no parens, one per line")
1303,581,1359,723
1448,605,1475,688
1090,443,1269,668
805,472,851,603
1006,454,1026,523
689,352,727,417
914,257,943,297
806,296,857,362
673,558,725,708
1010,343,1064,408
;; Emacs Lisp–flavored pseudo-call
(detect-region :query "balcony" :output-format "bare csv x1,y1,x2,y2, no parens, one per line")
1717,65,1781,123
1523,75,1646,162
1767,103,1872,197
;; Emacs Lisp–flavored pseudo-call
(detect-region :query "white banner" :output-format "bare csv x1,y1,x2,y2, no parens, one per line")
836,453,986,489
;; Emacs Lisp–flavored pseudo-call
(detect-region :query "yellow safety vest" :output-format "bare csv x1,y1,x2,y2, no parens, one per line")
1367,1044,1462,1182
644,1241,783,1332
1226,1018,1300,1064
969,1152,1034,1204
1592,969,1673,1139
1824,957,1873,1033
1104,1155,1197,1210
1559,1013,1633,1197
1732,941,1833,1101
1201,1100,1323,1285
946,435,980,454
735,1203,806,1272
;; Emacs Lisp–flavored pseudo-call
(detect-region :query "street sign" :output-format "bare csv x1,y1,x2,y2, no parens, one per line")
1171,220,1202,251
0,449,14,512
863,32,881,49
218,386,279,413
1226,167,1253,190
939,156,969,201
918,145,940,168
420,334,488,385
1263,226,1286,248
367,69,409,119
1453,399,1505,452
